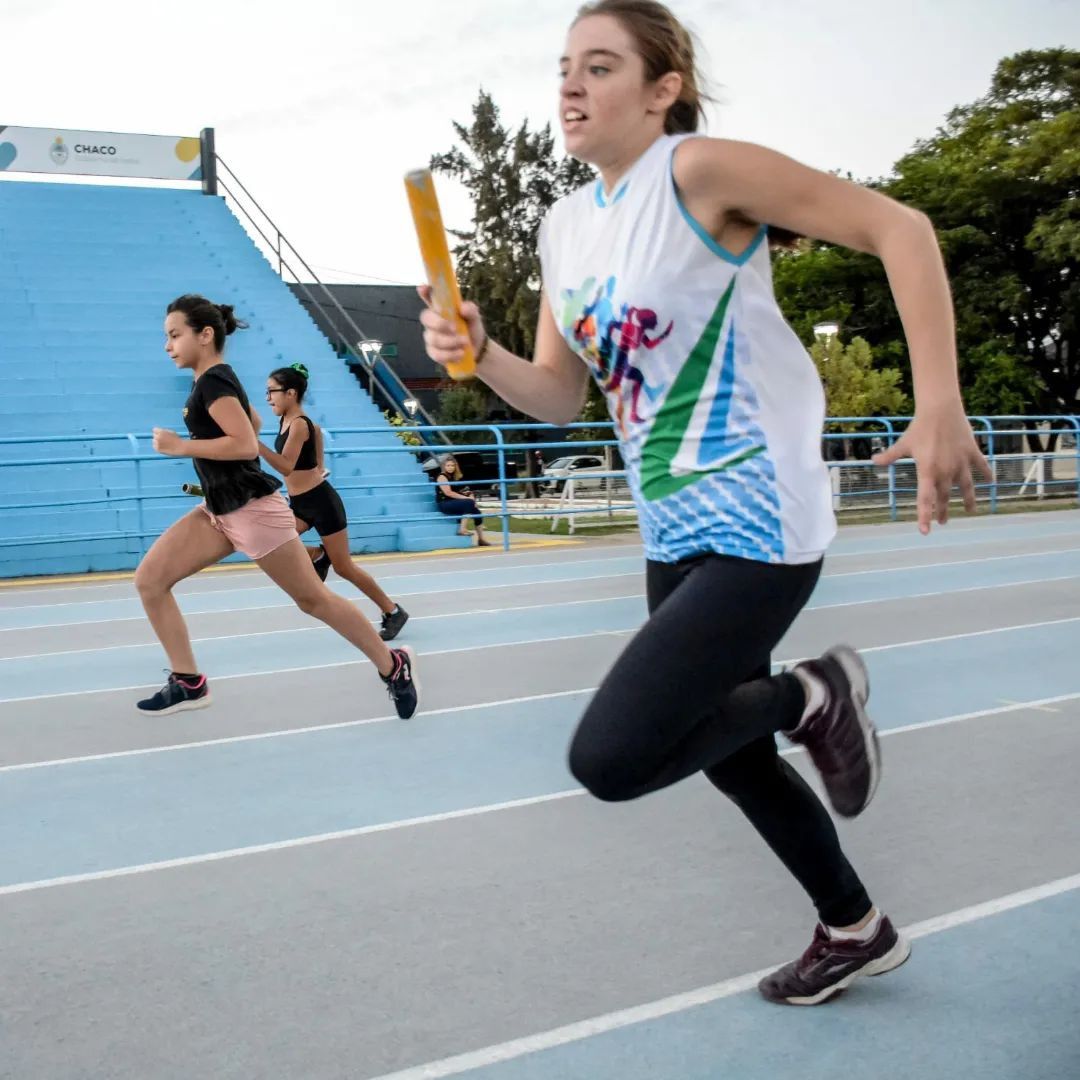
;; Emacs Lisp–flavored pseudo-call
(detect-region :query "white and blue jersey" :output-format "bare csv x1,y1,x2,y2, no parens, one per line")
539,133,835,565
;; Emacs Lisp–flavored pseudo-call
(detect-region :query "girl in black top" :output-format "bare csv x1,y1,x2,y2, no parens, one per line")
134,294,417,719
258,363,409,641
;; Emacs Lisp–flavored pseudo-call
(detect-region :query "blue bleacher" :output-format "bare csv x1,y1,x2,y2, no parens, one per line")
0,180,468,577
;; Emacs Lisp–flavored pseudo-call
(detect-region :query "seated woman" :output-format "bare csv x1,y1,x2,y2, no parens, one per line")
434,455,491,547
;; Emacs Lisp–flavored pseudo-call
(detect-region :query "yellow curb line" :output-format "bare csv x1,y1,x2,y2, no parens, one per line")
0,535,584,590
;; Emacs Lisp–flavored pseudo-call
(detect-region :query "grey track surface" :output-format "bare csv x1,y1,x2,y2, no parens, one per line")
1,511,1078,1079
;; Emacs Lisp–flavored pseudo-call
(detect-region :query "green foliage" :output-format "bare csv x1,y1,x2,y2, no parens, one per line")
775,48,1080,417
565,380,611,442
431,90,594,361
437,384,490,443
437,53,1080,431
809,336,909,423
383,410,422,447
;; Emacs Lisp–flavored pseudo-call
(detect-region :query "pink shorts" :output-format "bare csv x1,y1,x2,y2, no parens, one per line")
200,493,298,559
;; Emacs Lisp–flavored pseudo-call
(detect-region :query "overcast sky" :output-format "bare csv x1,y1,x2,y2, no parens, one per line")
2,0,1077,284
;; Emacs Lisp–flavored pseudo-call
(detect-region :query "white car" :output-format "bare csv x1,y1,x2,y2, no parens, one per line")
541,455,609,493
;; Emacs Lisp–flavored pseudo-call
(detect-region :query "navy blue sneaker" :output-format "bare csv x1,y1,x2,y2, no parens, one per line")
312,548,332,582
379,606,409,641
137,673,211,716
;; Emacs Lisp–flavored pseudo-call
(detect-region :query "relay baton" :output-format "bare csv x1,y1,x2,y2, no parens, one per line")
404,167,476,381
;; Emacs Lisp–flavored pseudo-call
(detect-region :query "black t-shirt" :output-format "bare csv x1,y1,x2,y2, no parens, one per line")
183,364,280,515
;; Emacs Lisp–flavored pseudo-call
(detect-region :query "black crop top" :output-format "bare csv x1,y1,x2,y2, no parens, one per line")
183,364,280,515
275,415,320,472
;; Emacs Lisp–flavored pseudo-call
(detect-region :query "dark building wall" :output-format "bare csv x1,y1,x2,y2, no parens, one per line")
288,283,448,413
287,283,600,456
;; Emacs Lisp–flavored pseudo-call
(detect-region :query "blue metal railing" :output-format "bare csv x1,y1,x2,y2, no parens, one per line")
0,423,616,558
1,417,1078,569
820,414,1080,521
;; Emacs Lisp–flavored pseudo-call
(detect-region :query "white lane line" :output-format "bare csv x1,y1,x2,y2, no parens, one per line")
0,700,1070,896
0,698,1070,899
999,697,1061,714
7,566,1080,664
0,632,625,705
825,545,1080,579
0,790,587,899
0,688,596,773
4,533,1077,619
3,675,1076,804
828,529,1080,560
0,572,645,634
810,574,1080,613
5,596,1080,705
0,593,647,660
857,613,1080,653
365,872,1080,1080
874,691,1080,738
0,543,647,601
7,683,1079,774
0,554,646,611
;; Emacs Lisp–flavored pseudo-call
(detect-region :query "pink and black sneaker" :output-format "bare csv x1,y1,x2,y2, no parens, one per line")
136,672,211,716
382,646,419,720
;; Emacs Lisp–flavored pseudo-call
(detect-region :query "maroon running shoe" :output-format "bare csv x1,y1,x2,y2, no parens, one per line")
759,916,911,1006
787,645,880,818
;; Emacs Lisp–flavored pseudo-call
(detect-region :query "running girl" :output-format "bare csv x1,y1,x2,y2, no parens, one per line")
135,294,418,719
258,362,409,641
419,0,990,1005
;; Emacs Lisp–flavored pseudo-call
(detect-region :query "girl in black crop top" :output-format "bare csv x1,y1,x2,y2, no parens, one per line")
258,363,409,642
136,295,417,720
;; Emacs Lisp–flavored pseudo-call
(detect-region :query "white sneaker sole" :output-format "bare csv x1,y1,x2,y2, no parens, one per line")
825,644,881,815
136,692,212,717
786,934,912,1006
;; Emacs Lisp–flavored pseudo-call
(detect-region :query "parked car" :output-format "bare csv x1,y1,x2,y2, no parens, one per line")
541,454,609,493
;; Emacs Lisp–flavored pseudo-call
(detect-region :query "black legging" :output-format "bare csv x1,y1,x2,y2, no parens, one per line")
438,497,483,526
568,553,871,928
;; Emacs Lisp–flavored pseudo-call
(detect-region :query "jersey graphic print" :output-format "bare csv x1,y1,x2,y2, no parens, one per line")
561,274,671,436
558,274,785,562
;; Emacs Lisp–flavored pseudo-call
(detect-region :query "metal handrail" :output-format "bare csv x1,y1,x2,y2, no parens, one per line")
2,418,1078,567
213,155,446,440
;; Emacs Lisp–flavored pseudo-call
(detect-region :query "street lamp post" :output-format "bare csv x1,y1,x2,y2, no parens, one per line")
358,339,384,368
812,323,841,449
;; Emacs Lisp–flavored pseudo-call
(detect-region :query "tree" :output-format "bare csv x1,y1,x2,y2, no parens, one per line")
771,241,904,367
565,380,611,443
810,335,909,421
889,48,1078,427
431,90,594,360
437,384,490,444
773,49,1079,424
